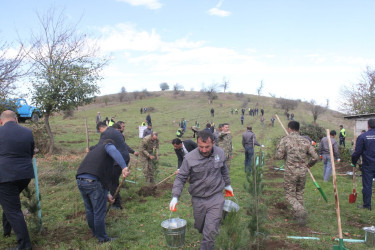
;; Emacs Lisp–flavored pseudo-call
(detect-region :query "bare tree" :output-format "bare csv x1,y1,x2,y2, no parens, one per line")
309,99,327,125
201,83,218,104
0,40,28,100
173,83,183,96
257,80,264,96
119,86,126,102
340,66,375,114
275,98,298,112
220,77,229,93
28,8,107,153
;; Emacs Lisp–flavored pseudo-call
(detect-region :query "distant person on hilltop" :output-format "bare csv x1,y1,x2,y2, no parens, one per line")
108,117,115,127
146,113,152,125
96,112,101,132
140,107,143,114
103,117,109,126
179,118,187,132
210,108,215,117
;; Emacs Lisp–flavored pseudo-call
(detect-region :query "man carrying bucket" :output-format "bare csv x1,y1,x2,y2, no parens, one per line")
170,130,234,250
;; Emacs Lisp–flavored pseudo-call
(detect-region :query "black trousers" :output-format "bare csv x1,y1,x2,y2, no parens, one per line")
0,179,32,249
110,164,123,208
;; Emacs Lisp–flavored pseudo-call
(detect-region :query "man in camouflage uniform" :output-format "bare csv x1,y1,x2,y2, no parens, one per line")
217,123,233,171
139,132,159,183
276,121,319,225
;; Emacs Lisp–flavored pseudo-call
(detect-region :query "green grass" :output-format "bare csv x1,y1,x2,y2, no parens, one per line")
0,91,368,249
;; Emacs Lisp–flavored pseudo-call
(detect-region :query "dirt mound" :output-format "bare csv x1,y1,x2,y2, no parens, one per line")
137,182,173,197
138,185,157,197
275,202,288,210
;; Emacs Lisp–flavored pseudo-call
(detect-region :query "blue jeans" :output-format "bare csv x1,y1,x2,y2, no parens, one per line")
323,155,332,182
77,179,108,242
244,146,254,173
361,166,375,209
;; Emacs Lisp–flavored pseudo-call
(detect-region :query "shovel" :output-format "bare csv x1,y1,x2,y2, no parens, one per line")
275,114,328,202
138,172,177,196
307,168,328,202
106,162,133,215
327,129,348,250
349,167,357,203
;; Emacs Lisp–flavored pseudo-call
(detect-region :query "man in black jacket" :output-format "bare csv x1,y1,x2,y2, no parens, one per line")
77,139,130,243
0,111,34,249
172,138,197,172
92,122,131,209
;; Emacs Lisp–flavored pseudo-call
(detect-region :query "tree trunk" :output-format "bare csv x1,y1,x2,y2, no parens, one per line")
44,114,54,154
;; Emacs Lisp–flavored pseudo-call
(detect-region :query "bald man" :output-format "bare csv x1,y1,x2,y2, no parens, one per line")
0,110,34,249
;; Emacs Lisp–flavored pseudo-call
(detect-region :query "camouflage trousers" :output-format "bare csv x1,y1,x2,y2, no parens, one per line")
225,155,232,172
140,156,156,184
284,168,307,217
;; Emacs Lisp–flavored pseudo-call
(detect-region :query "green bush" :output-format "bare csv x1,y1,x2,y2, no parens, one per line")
300,123,325,142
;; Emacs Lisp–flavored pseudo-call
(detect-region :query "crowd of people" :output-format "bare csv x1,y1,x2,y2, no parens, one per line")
2,104,374,249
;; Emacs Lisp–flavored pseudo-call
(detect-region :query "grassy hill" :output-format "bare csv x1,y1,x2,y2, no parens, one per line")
2,91,370,249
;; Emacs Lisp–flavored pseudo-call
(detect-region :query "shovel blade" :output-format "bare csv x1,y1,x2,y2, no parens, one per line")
318,187,328,202
349,191,357,203
313,182,328,202
333,238,349,250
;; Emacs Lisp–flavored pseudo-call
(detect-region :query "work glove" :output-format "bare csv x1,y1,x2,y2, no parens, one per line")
261,145,265,148
320,155,323,160
337,158,341,163
351,163,356,168
169,197,178,212
311,141,316,146
224,185,234,197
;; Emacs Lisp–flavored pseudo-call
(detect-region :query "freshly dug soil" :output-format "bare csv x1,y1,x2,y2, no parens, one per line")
138,185,157,197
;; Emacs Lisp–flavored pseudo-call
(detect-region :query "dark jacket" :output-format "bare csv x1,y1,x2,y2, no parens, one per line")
174,140,198,168
0,121,35,183
352,128,375,167
77,143,126,189
96,127,130,164
146,114,152,125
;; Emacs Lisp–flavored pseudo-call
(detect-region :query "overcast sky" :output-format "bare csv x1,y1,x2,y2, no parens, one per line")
2,0,375,111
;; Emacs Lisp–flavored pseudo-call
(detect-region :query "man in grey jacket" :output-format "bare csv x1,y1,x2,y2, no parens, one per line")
319,130,340,181
242,126,264,173
170,130,234,250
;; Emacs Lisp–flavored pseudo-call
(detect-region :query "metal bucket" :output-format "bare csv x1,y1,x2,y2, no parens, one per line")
223,198,240,219
364,226,375,247
346,171,361,179
161,218,187,248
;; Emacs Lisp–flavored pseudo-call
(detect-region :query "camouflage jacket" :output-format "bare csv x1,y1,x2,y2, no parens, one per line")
217,132,233,157
139,135,159,158
276,131,319,172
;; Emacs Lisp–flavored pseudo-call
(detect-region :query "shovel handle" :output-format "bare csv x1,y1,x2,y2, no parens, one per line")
156,172,177,186
352,167,356,190
307,168,316,183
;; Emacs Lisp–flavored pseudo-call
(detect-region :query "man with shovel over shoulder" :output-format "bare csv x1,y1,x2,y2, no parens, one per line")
276,121,319,225
352,118,375,210
170,130,234,250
